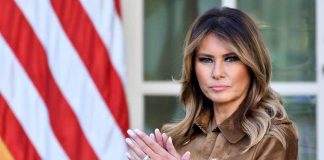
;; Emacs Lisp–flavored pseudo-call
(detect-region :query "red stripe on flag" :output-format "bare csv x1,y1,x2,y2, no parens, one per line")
0,94,41,160
51,0,129,136
0,1,98,159
114,0,122,18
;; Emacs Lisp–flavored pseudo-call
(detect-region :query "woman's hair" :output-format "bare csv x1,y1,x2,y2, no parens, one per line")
162,7,294,150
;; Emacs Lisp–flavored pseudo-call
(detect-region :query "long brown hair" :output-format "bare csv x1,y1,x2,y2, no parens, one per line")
162,7,295,150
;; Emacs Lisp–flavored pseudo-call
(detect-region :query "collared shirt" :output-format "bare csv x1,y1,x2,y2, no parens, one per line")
176,106,298,160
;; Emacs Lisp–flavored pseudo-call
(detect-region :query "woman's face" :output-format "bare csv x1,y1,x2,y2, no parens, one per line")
195,33,251,108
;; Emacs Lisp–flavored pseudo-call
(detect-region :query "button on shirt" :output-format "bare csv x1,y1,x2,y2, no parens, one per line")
176,106,298,160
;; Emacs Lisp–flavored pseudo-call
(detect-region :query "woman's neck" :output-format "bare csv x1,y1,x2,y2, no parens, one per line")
213,101,241,125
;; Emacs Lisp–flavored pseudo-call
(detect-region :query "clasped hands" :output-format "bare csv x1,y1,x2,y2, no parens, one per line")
126,128,191,160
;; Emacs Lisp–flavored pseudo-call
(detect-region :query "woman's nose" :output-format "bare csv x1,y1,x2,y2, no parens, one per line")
211,62,225,79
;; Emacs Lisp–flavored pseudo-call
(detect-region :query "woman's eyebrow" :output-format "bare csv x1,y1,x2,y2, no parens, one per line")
196,52,237,57
223,52,237,56
196,53,214,57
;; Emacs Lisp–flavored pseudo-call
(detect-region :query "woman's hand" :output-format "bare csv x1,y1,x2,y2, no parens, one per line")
126,129,190,160
151,128,168,149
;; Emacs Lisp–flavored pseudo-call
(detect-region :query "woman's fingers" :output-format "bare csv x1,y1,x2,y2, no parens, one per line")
127,129,174,159
149,133,155,141
154,129,169,149
125,137,147,159
162,133,168,148
133,129,171,156
127,129,183,160
165,136,180,159
125,152,136,160
154,128,164,147
181,151,191,160
127,129,157,159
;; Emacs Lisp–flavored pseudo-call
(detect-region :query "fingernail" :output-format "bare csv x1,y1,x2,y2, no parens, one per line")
150,134,154,140
186,151,191,157
127,129,135,136
168,137,173,144
134,128,141,134
155,128,160,133
126,152,132,159
125,138,133,145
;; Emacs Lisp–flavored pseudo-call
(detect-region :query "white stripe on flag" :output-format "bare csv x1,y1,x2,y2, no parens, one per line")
15,0,127,159
0,34,69,160
80,0,127,84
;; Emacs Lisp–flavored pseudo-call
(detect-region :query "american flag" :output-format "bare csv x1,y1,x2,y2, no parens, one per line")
0,0,129,159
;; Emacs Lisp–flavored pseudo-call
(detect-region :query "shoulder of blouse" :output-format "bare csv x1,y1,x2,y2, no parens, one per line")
251,121,298,160
269,118,299,142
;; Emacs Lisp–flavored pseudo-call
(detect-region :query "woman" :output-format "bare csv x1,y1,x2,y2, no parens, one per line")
126,7,298,160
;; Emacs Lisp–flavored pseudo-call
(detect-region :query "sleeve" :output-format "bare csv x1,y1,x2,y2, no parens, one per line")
252,134,298,160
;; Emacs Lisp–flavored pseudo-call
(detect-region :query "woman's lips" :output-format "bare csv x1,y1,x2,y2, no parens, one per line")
210,85,229,91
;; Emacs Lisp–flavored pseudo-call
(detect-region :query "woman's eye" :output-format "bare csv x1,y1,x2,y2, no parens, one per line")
224,55,239,62
198,57,213,63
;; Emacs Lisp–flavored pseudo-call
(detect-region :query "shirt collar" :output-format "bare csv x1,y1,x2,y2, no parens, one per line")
192,104,247,144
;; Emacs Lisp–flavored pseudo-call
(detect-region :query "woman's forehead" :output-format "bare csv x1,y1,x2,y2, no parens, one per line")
196,33,236,54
